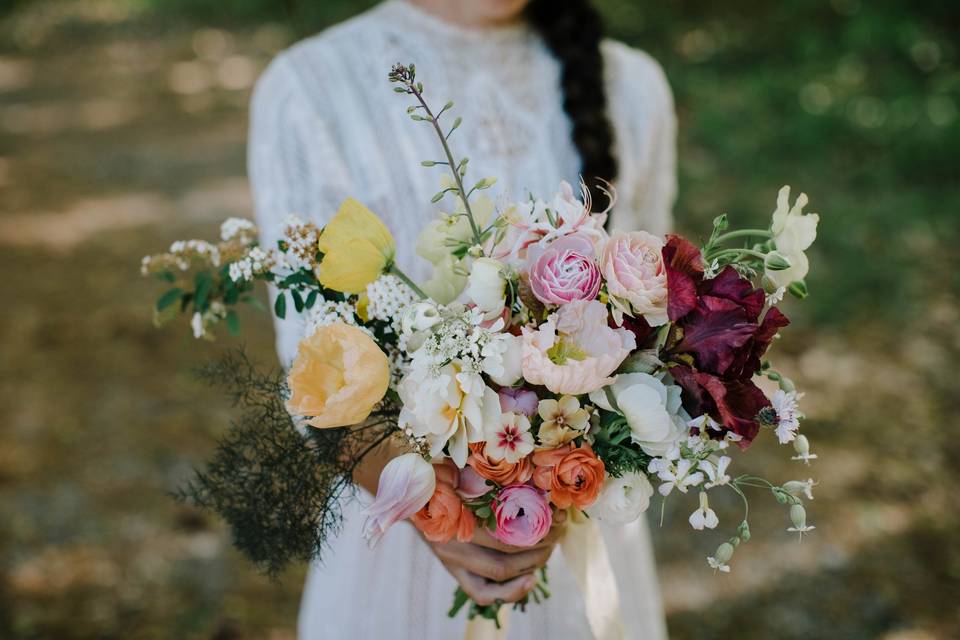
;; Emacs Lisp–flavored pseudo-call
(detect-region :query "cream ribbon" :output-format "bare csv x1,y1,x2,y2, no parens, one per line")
463,515,624,640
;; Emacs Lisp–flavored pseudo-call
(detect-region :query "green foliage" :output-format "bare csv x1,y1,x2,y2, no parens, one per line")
591,411,653,478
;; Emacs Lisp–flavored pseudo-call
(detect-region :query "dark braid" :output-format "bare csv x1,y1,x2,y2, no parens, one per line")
525,0,618,211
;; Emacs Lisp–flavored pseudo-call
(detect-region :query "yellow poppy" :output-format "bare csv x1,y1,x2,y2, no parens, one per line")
317,199,396,293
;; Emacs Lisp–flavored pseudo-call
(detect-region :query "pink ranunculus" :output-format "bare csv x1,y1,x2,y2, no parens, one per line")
498,387,539,417
493,484,553,548
457,465,492,500
528,234,602,305
361,453,436,547
601,231,669,326
521,300,635,395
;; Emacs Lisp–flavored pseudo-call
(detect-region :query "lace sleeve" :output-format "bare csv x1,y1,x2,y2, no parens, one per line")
605,43,678,235
247,54,353,365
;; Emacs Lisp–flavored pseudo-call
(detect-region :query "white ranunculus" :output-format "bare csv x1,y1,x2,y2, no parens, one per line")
486,333,524,386
398,363,500,467
588,471,654,524
466,257,507,314
589,372,686,456
766,185,819,289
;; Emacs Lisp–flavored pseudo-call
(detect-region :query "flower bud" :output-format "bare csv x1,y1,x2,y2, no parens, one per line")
737,520,751,542
764,251,792,271
789,503,807,529
788,279,808,299
778,376,796,393
783,478,816,501
715,542,735,564
793,434,810,456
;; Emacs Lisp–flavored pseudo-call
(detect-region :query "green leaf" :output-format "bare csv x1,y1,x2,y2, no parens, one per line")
305,290,318,309
274,293,287,319
291,289,304,313
156,288,183,312
194,271,213,311
226,310,240,336
448,587,470,618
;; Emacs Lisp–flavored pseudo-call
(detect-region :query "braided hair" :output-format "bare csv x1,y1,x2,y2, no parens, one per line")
525,0,618,211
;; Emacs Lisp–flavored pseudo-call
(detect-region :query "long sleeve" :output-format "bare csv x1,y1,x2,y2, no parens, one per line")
604,41,678,236
247,54,353,365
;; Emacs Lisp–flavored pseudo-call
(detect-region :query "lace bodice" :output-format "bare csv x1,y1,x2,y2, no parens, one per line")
247,3,673,638
249,0,676,365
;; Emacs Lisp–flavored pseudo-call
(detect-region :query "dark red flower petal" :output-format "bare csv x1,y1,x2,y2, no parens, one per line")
699,266,765,319
676,296,758,376
670,364,771,447
726,306,790,380
662,234,704,322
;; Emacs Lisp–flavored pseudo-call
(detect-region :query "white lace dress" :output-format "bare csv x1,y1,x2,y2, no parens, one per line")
248,1,675,638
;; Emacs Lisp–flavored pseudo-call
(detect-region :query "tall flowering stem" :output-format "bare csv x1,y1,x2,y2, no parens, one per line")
389,63,485,249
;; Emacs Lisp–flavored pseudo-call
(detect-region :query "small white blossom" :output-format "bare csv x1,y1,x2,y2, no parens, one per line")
220,217,258,244
303,299,372,339
766,286,787,306
787,503,815,539
190,312,204,339
783,478,817,501
366,274,420,335
708,542,735,573
650,458,704,496
701,456,732,489
229,246,272,282
689,491,719,530
771,389,802,444
791,434,818,465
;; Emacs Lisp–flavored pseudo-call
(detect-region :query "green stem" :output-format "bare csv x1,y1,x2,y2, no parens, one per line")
389,264,427,300
708,247,768,262
406,83,483,247
714,229,771,245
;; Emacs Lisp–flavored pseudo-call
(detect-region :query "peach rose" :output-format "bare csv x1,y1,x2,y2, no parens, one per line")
286,323,389,429
412,482,476,544
601,231,668,326
467,442,534,487
532,443,605,509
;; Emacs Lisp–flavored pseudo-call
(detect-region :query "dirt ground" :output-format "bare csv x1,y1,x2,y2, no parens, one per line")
1,2,957,639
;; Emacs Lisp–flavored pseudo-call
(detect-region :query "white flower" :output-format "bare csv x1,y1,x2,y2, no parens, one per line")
688,414,722,433
791,434,818,465
651,457,704,496
190,312,205,339
487,333,523,386
700,456,732,488
590,372,687,456
485,413,534,464
365,274,419,335
398,362,500,467
466,257,507,315
771,389,802,444
421,255,468,304
589,471,654,524
708,542,735,573
219,217,258,244
787,503,815,539
304,299,372,339
766,286,787,306
360,453,435,548
766,186,819,289
782,478,817,501
689,491,720,530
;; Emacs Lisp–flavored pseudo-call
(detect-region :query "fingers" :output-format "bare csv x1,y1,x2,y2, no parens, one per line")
450,566,538,606
433,540,554,582
470,525,552,554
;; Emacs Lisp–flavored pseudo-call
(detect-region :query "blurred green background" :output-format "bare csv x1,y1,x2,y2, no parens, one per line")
0,0,957,638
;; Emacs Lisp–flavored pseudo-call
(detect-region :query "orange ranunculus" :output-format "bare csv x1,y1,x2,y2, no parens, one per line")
467,442,534,487
285,323,389,429
531,443,605,509
412,482,476,544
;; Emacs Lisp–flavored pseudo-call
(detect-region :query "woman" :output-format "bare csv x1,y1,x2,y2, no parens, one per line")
249,0,675,637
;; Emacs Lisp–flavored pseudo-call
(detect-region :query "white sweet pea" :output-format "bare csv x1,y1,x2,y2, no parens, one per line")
787,503,815,539
466,257,507,315
766,185,819,289
588,471,654,524
590,372,687,456
689,491,720,530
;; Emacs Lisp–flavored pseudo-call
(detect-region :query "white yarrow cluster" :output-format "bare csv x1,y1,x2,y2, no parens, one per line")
304,299,372,339
220,217,258,244
168,239,221,269
280,214,320,271
229,246,273,282
365,275,420,334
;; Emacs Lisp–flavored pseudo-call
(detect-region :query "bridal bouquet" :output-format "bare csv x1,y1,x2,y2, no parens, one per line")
142,64,821,632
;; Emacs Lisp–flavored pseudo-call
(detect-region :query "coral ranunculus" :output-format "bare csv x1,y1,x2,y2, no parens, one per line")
412,481,476,544
532,443,605,509
467,442,534,487
317,198,396,293
286,323,390,429
493,484,552,548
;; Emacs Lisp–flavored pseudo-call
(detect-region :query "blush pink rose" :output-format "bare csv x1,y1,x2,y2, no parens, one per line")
601,231,669,326
493,484,553,548
528,234,602,305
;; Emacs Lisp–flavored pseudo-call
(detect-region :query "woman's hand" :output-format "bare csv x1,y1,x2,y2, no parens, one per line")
424,511,567,606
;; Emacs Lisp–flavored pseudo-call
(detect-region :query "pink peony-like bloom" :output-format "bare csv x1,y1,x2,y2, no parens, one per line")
521,300,635,395
528,234,602,305
601,231,669,326
493,484,553,548
498,387,539,417
361,453,436,548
